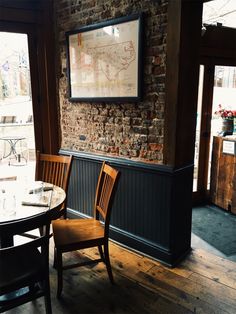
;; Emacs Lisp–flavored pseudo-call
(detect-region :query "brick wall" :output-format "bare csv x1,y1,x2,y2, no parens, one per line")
55,0,168,163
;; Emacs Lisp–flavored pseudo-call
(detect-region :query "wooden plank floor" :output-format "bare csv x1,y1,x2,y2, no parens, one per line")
8,240,236,314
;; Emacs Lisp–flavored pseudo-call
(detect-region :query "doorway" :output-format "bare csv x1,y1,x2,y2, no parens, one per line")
193,0,236,204
192,62,236,262
191,2,236,263
0,31,36,181
193,63,236,204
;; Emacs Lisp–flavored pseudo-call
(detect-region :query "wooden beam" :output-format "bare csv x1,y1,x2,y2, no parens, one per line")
164,0,203,168
0,0,40,23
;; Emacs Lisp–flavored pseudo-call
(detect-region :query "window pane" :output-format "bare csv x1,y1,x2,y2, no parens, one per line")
193,65,204,192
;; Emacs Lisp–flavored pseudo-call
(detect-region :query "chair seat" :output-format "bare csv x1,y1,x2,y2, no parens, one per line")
52,218,105,250
0,247,43,295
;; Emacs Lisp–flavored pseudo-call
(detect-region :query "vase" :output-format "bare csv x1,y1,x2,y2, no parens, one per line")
220,118,233,136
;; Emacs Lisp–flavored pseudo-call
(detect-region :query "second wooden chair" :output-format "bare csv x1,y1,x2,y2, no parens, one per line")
52,161,120,298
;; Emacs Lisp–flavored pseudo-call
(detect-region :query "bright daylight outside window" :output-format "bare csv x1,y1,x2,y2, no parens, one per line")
0,32,35,181
203,0,236,29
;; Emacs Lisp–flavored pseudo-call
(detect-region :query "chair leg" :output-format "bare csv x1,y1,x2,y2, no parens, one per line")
98,245,104,261
53,247,57,269
39,226,45,236
63,210,67,219
56,249,63,298
29,283,36,293
104,242,114,284
44,279,52,314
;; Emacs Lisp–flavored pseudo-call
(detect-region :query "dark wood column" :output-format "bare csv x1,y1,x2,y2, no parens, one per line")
36,0,59,154
164,0,203,168
162,1,203,262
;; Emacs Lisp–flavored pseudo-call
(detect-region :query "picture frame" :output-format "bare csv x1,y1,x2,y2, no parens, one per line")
66,13,143,102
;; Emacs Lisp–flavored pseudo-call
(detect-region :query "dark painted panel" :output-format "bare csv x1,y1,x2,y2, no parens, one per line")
67,158,101,216
61,149,192,266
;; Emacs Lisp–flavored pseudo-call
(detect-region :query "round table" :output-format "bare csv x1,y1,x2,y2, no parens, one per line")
0,180,66,247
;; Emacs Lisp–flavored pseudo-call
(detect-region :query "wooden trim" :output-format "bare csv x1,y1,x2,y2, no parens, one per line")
164,0,181,166
194,26,236,204
200,25,236,61
0,0,40,9
196,65,214,198
0,20,43,153
35,0,59,154
59,148,194,174
0,1,40,23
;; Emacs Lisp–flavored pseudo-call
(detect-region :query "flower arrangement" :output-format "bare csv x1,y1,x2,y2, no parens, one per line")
214,104,236,119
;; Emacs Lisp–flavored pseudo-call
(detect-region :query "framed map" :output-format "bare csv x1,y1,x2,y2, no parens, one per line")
66,13,143,102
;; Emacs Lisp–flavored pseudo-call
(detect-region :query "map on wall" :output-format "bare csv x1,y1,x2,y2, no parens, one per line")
67,15,142,101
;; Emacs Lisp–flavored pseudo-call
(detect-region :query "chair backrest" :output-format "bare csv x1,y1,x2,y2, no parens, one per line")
0,212,51,291
35,151,72,191
94,162,120,235
0,212,51,312
0,211,51,250
35,151,72,217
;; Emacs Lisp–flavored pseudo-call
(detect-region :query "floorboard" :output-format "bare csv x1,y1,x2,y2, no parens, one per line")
6,240,236,314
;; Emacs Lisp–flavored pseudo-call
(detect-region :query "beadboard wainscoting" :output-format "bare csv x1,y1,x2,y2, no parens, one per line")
60,149,193,266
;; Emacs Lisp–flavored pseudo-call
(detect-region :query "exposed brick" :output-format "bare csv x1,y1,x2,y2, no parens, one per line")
56,0,168,163
149,143,163,151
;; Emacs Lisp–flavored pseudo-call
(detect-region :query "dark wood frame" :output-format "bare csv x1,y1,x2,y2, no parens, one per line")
66,13,143,103
193,25,236,204
0,0,59,155
164,1,203,168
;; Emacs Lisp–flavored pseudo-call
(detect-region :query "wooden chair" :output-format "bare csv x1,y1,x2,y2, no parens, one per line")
35,151,73,219
52,162,120,298
20,152,72,241
0,212,52,313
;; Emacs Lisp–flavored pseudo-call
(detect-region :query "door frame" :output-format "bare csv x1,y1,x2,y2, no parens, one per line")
0,0,59,155
193,63,214,204
193,25,236,205
0,22,42,153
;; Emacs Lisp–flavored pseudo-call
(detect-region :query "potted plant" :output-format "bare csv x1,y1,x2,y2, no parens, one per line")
214,104,236,136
